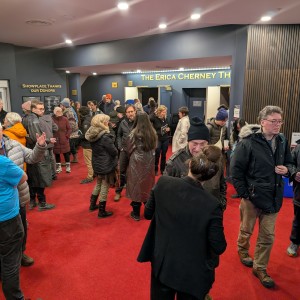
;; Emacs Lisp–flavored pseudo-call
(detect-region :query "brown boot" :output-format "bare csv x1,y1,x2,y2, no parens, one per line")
252,268,275,288
238,251,253,267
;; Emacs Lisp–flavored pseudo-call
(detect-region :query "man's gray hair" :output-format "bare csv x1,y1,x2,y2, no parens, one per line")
258,106,283,122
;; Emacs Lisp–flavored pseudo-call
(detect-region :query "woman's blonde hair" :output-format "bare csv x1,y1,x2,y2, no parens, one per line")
156,105,167,115
91,114,110,127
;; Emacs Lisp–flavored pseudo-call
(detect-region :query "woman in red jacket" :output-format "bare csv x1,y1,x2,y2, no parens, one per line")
52,107,72,173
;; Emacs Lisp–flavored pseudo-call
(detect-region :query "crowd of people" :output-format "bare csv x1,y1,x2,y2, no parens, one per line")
0,94,299,299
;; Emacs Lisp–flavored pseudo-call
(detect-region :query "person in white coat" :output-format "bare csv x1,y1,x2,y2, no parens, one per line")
172,106,190,153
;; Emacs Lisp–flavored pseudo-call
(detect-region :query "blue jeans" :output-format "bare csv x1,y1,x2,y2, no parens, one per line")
0,214,24,300
155,139,169,174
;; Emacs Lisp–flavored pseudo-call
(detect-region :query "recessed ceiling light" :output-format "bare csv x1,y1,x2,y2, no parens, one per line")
159,23,167,29
66,70,70,74
179,67,184,71
261,15,272,22
190,13,201,20
118,2,129,10
92,72,97,76
137,69,141,73
65,39,72,44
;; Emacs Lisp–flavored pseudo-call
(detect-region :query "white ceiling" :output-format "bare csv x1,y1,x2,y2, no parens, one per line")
1,0,300,74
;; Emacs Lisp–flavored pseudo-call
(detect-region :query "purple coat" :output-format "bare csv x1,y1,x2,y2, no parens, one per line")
52,115,71,154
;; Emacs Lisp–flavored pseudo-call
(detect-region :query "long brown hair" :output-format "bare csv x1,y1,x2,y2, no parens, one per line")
132,113,157,151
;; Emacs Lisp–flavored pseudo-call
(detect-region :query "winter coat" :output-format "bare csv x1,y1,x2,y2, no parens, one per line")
3,122,27,146
85,123,118,175
207,118,227,147
150,115,169,142
164,146,227,210
103,102,115,115
230,124,295,213
39,114,58,149
117,118,135,151
63,107,79,139
126,134,156,202
3,135,47,206
290,140,300,207
172,115,190,153
52,115,71,154
138,176,226,299
79,115,92,149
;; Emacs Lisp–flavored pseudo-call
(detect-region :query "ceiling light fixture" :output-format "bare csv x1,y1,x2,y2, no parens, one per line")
136,69,141,73
92,72,97,75
190,13,201,20
66,70,70,74
159,23,167,29
118,2,129,10
65,39,73,44
261,15,272,22
179,67,184,71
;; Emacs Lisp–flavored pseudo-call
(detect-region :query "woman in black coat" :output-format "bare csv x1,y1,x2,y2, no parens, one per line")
85,114,118,218
138,145,227,300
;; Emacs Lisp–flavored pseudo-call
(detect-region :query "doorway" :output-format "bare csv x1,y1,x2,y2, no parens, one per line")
0,80,11,112
138,87,158,106
182,88,206,120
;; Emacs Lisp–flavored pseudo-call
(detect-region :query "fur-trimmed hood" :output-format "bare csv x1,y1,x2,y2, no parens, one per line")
85,123,110,142
239,124,261,139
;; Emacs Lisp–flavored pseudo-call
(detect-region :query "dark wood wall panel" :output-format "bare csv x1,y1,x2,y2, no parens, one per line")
243,25,300,143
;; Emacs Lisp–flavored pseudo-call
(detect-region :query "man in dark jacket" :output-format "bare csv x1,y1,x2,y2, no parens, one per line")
114,105,136,201
231,106,294,288
23,101,55,211
287,139,300,257
164,117,227,210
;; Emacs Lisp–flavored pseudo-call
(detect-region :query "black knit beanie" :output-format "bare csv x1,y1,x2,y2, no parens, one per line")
187,117,210,142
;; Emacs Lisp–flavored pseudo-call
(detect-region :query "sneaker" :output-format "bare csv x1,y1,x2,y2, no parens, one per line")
114,193,121,202
29,201,37,210
130,211,140,221
238,251,253,267
38,203,55,211
287,242,299,257
80,178,93,184
21,253,34,267
252,268,275,288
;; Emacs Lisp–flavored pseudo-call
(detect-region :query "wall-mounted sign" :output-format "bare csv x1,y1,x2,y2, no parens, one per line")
44,96,61,115
128,81,133,87
21,83,62,93
140,71,231,81
71,89,77,96
112,82,118,88
234,105,240,118
291,132,300,147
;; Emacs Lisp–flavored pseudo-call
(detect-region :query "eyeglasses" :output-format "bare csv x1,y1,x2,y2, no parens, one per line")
264,119,284,125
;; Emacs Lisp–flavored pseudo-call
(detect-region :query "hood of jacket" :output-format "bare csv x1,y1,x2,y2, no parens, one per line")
85,123,109,142
3,123,27,139
239,124,261,139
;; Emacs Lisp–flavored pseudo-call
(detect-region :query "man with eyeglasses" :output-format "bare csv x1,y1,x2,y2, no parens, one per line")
231,105,294,288
23,102,56,211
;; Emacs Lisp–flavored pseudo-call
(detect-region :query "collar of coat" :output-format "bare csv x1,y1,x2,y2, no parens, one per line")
85,123,110,142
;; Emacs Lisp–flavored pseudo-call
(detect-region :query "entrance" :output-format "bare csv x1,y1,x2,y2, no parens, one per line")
182,88,206,120
0,80,11,112
138,87,158,106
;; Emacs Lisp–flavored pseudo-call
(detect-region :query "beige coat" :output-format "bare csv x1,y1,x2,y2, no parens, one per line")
172,115,190,153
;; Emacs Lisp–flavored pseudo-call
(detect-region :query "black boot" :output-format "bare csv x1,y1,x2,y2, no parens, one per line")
130,202,141,221
89,194,99,211
98,201,113,218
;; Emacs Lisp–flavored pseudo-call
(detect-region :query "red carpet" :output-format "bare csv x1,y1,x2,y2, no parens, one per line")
3,148,299,300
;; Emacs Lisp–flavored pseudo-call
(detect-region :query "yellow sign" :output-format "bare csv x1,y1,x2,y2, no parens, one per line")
128,81,133,87
140,71,231,81
71,89,77,96
112,82,118,88
22,83,62,93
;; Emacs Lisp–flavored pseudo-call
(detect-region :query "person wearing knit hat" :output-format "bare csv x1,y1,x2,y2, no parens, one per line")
165,116,227,212
104,94,114,115
60,98,70,108
207,108,229,150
